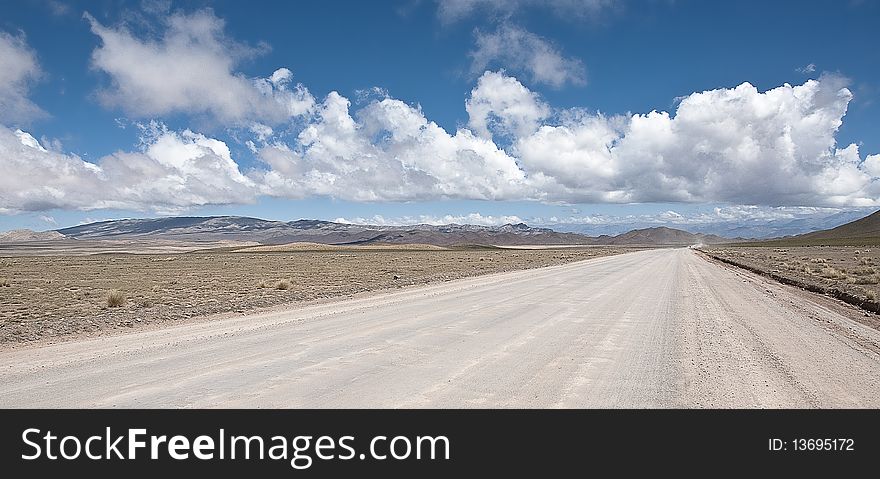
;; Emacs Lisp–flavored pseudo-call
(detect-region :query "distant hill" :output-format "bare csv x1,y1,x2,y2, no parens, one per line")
53,216,734,247
733,209,880,246
798,210,880,241
605,226,730,246
0,229,66,242
550,210,872,239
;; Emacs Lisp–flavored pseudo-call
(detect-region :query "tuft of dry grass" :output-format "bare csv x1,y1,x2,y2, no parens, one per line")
817,267,847,280
853,274,880,285
0,278,9,287
851,267,877,276
866,290,877,301
256,278,294,289
106,289,126,307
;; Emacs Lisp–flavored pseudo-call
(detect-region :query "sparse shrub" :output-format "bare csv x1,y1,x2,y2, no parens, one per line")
866,290,878,302
818,267,846,280
275,279,292,290
853,275,880,285
107,289,126,307
0,278,9,287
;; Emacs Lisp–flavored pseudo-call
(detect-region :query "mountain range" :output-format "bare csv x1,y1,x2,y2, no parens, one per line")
550,209,872,238
5,209,876,248
40,216,732,247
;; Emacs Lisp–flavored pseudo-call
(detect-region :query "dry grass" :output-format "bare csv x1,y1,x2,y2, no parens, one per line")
106,289,126,308
818,267,847,280
851,266,877,275
257,278,293,289
852,275,880,285
0,278,9,287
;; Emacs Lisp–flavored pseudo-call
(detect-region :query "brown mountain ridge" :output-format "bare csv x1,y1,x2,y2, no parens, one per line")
35,216,738,247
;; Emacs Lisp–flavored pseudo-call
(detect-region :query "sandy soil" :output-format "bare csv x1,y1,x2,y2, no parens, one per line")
2,248,879,408
0,246,632,346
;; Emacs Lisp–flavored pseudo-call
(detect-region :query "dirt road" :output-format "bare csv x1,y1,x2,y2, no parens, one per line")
2,248,879,408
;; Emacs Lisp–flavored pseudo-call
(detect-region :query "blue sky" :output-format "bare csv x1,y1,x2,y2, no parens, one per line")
1,0,879,235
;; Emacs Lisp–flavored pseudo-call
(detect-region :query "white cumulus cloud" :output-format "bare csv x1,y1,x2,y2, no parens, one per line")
470,24,586,88
862,154,880,178
85,10,314,126
466,71,550,139
252,72,880,207
254,91,528,201
0,123,255,214
513,74,880,206
0,31,44,124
